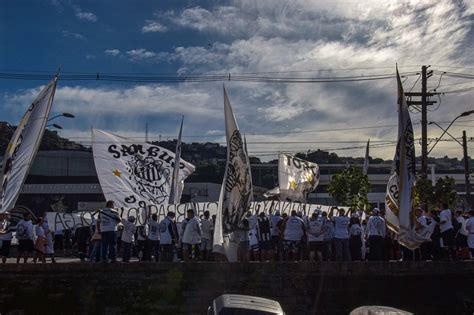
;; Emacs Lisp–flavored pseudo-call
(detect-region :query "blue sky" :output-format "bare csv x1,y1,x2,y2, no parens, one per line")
1,0,474,161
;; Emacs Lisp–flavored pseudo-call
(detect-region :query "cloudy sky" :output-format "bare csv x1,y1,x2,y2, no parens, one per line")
1,0,474,161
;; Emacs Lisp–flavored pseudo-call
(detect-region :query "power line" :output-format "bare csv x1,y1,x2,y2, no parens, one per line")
0,70,421,84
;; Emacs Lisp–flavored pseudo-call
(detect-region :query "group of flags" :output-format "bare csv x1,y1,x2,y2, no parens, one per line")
0,66,425,261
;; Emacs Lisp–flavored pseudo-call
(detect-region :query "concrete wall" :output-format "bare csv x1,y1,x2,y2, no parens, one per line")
1,262,473,315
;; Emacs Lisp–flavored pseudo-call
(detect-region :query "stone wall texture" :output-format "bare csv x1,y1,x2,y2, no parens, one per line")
1,261,474,315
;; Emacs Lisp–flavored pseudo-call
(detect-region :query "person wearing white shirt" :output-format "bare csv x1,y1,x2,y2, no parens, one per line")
349,216,363,261
366,208,386,261
200,210,214,261
269,211,283,260
121,216,137,262
182,209,201,261
33,217,47,264
41,218,56,263
439,203,456,259
99,200,121,263
465,210,474,259
0,212,13,264
307,212,324,261
333,208,351,262
416,209,434,260
282,210,306,261
137,224,150,261
16,213,35,264
159,212,179,262
455,210,470,260
148,214,160,262
320,211,334,261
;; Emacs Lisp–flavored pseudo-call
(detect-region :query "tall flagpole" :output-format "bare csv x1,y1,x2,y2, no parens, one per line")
169,116,184,204
363,139,370,175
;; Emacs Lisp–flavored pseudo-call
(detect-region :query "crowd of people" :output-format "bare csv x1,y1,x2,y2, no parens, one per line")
0,200,473,263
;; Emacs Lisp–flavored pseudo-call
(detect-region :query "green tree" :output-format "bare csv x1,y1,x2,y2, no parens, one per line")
327,166,371,210
415,176,458,210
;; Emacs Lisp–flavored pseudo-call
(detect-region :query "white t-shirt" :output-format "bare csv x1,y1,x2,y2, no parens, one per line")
0,219,12,241
307,219,323,242
367,216,386,237
457,216,468,236
248,215,258,230
350,224,362,237
148,220,160,241
201,218,213,240
182,217,201,244
270,215,283,236
466,217,474,235
121,219,136,243
333,216,350,239
16,219,34,240
440,209,453,233
99,208,121,232
35,225,45,238
283,216,305,241
159,217,175,245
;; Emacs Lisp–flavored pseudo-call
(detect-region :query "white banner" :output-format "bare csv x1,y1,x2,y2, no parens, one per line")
0,77,58,213
213,87,253,261
46,201,349,231
92,129,195,209
279,154,320,202
385,67,423,250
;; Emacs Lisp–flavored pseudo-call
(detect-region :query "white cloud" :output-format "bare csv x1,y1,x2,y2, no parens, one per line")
7,0,474,161
126,48,156,60
75,11,97,22
61,30,86,41
142,20,168,33
104,49,121,57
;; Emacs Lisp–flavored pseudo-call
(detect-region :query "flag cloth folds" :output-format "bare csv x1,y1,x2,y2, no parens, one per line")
213,87,253,261
385,67,424,250
169,116,184,204
0,76,58,213
278,154,320,202
92,129,195,209
363,139,370,175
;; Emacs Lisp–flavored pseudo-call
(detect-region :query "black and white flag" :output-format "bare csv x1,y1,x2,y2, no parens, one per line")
213,87,253,261
1,76,58,213
92,129,195,209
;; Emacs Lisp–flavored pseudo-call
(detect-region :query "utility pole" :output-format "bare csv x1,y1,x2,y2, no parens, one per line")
420,66,428,179
406,65,436,180
145,122,149,143
463,130,471,199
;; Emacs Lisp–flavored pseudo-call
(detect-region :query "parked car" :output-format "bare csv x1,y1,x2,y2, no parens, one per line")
208,294,285,315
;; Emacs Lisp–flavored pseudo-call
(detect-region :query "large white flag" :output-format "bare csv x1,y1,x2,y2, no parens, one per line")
363,139,370,175
169,116,184,204
213,87,253,261
279,154,320,202
92,129,195,209
385,67,423,250
0,77,58,213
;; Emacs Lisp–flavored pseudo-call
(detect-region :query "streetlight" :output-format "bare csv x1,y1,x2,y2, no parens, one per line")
428,109,474,200
427,110,474,154
47,112,75,122
46,123,63,129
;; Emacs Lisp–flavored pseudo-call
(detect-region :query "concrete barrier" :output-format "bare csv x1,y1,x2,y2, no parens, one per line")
0,261,473,314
